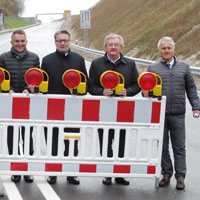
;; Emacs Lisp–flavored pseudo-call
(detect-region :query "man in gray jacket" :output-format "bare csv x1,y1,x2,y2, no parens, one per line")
144,36,200,190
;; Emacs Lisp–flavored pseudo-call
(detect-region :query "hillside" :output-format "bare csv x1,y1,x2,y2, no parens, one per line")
71,0,200,66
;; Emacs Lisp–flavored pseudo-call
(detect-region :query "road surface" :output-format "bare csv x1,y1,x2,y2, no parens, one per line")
0,21,200,200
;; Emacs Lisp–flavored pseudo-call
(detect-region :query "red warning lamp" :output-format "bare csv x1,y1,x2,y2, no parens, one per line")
0,68,10,91
101,71,119,89
138,72,157,91
62,70,81,88
0,69,5,84
62,69,87,95
100,70,124,95
138,72,162,98
25,68,43,86
25,68,49,93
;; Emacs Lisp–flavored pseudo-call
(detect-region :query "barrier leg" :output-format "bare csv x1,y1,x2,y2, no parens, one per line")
155,177,159,188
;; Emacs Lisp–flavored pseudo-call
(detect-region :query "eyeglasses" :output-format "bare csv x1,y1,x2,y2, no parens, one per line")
107,43,121,47
55,39,70,43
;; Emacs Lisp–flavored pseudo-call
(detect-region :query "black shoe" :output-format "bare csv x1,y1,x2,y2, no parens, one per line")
176,179,185,190
11,175,21,183
67,177,80,185
47,176,57,185
115,178,129,185
0,191,4,197
159,176,170,187
24,175,34,183
102,177,112,185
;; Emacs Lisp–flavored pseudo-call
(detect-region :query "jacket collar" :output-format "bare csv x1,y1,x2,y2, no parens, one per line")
160,56,177,67
56,49,71,58
11,47,28,60
104,53,126,65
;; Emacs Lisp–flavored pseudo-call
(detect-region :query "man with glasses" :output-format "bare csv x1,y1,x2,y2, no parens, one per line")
41,30,88,185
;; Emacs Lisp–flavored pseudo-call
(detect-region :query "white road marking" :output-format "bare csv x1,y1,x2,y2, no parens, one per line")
35,176,61,200
1,175,23,200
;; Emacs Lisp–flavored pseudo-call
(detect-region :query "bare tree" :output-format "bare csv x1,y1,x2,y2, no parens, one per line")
0,0,25,16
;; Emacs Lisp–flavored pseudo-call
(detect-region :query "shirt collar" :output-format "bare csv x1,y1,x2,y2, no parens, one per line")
107,54,121,64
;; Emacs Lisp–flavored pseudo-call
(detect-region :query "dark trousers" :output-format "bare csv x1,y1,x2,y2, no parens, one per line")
161,114,186,180
44,127,79,156
7,126,34,155
98,129,126,158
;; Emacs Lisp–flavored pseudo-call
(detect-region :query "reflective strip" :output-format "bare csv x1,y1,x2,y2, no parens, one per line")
99,98,118,122
113,165,131,173
82,100,100,121
62,163,79,172
147,165,156,174
117,101,135,122
97,164,113,173
47,99,65,120
12,97,30,119
151,102,161,123
65,98,82,121
131,165,147,174
0,161,10,171
0,95,162,124
45,163,62,172
64,136,81,139
0,95,12,119
79,164,96,173
29,162,45,172
30,96,47,120
134,100,152,123
0,162,156,175
10,162,28,171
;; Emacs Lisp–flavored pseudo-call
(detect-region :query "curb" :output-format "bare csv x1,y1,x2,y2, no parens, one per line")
0,22,41,35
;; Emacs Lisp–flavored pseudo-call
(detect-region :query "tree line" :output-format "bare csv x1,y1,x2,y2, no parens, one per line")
0,0,25,17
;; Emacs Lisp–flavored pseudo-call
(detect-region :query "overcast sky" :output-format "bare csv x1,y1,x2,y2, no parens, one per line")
23,0,100,17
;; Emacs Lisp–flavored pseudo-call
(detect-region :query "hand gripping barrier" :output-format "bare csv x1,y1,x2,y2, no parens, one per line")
0,93,166,188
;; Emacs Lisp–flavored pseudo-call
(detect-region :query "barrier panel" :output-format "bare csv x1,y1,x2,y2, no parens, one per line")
0,93,166,188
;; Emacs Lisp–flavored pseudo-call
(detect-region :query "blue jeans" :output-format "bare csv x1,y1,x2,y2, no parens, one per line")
161,114,186,180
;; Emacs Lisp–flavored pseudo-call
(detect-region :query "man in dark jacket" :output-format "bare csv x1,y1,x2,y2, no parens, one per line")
88,33,141,186
0,29,40,183
41,30,88,185
144,36,200,190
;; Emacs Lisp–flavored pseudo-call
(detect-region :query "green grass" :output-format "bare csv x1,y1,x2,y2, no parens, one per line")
4,19,35,28
71,0,200,66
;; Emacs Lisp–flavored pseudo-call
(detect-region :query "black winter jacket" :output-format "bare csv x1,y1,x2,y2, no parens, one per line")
88,53,141,96
147,57,200,114
0,48,40,93
41,50,88,94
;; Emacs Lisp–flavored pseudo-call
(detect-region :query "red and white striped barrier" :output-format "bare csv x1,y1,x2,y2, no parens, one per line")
0,161,156,176
0,93,166,188
0,93,161,124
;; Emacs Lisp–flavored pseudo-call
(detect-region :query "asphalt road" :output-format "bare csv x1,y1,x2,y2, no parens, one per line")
0,21,200,200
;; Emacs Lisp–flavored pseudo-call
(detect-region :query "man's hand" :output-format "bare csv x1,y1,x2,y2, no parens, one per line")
142,90,149,97
193,110,200,118
120,88,127,97
103,89,113,96
9,90,15,95
28,85,36,93
22,89,29,96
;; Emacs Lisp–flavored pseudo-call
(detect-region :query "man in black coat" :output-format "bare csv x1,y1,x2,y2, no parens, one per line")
88,33,141,186
41,30,88,185
0,29,40,183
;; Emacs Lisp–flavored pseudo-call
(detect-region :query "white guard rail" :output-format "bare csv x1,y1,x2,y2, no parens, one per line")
71,44,200,75
0,93,166,188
